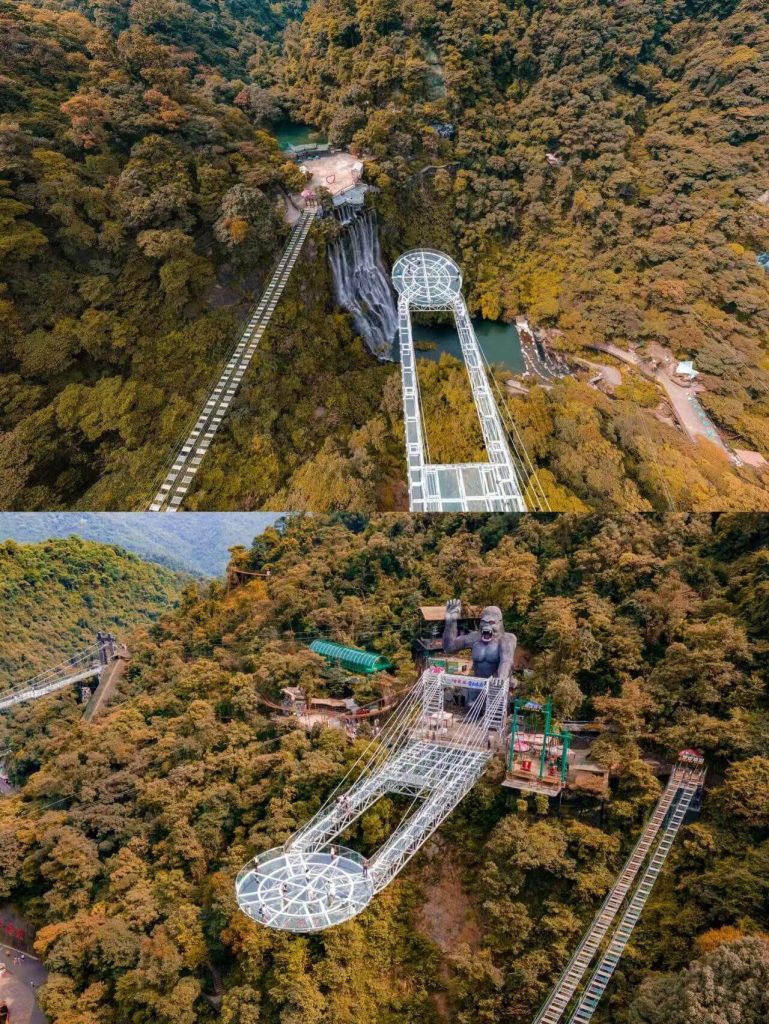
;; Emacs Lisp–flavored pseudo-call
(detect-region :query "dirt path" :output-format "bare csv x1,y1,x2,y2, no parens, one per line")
415,852,482,1021
415,856,481,953
83,648,129,722
577,358,622,389
590,342,730,454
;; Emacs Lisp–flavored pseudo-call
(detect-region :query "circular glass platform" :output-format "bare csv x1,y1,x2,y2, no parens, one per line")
235,845,374,933
391,249,463,308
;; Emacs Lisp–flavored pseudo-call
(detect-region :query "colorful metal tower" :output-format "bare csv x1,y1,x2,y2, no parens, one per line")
504,697,571,795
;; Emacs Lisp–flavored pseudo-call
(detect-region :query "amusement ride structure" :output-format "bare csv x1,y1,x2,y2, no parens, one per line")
392,249,550,512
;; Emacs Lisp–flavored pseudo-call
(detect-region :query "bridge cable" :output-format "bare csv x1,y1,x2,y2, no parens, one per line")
477,346,551,511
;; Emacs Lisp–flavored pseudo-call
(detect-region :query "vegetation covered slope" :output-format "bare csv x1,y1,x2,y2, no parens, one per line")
140,0,769,513
252,0,769,511
0,0,408,512
0,0,306,510
0,513,767,1024
0,535,187,685
0,511,279,574
176,241,406,512
3,0,769,511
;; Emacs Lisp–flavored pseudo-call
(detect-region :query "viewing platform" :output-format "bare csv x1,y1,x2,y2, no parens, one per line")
392,249,534,512
236,846,373,933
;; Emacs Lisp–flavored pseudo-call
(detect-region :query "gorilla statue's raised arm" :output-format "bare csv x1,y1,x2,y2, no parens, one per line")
442,599,516,681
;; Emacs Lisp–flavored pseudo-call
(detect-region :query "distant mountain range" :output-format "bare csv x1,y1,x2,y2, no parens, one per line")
0,535,189,687
0,513,282,576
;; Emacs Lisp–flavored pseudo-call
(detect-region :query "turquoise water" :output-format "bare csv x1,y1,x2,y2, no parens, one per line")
274,120,326,150
411,317,524,373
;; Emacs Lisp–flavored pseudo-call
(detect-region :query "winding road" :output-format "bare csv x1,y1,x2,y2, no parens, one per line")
589,342,730,455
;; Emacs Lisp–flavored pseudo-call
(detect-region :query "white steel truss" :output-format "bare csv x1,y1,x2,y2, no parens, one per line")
533,759,706,1024
236,667,508,931
484,676,508,734
367,742,490,891
149,205,316,512
0,644,103,711
422,669,445,718
392,249,527,512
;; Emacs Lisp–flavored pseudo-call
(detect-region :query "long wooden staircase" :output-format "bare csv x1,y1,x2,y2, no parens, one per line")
533,754,706,1024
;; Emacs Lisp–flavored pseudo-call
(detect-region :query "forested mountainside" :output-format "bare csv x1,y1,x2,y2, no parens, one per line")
0,511,279,574
2,0,769,511
0,513,767,1024
278,0,769,401
258,0,769,511
0,0,308,510
0,535,186,686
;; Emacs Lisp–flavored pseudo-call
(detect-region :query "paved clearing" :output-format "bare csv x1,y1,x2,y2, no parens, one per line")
580,359,622,389
0,909,47,1024
300,152,361,195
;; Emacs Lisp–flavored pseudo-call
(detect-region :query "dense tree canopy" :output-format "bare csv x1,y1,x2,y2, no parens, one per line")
629,935,769,1024
0,535,187,686
259,0,769,510
3,0,769,510
0,0,304,510
0,513,767,1022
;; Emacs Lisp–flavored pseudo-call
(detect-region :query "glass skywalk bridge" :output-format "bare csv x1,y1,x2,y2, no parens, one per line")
392,249,543,511
235,668,509,932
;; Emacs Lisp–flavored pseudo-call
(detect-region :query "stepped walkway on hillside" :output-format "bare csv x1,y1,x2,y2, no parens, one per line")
148,204,316,512
533,756,706,1024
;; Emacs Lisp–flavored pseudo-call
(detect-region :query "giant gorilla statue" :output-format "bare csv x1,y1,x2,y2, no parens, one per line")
442,599,516,680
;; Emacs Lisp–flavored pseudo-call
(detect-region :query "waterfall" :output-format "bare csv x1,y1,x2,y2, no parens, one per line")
328,208,398,360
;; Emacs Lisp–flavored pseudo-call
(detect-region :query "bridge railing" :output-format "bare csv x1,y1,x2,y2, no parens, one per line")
532,759,705,1024
0,644,104,711
567,770,704,1023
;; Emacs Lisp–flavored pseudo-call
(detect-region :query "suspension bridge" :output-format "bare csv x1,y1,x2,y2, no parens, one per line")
148,204,316,512
0,634,120,712
236,665,704,1022
392,249,550,512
